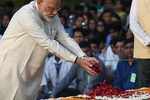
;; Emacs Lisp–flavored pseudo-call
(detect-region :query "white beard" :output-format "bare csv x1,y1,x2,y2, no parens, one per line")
35,2,53,22
42,15,52,22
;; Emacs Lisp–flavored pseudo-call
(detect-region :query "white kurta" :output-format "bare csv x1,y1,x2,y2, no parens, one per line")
0,1,85,100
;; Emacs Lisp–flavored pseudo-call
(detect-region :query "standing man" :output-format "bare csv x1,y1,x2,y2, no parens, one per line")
0,0,99,100
130,0,150,87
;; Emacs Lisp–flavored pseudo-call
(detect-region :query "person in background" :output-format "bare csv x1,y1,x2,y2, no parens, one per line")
89,39,100,59
88,18,97,35
38,55,79,99
72,29,84,44
113,39,138,90
103,0,114,10
0,14,10,35
73,15,84,30
98,37,125,83
114,0,127,26
105,28,119,46
59,15,73,37
120,0,132,12
94,0,104,14
125,29,134,40
98,42,106,54
100,9,113,35
113,37,125,59
96,20,105,43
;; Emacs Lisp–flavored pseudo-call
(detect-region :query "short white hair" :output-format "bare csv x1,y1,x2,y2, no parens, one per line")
36,0,62,4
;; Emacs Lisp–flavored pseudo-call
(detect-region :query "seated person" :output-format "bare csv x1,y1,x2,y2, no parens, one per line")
113,39,138,90
98,37,124,83
38,55,79,99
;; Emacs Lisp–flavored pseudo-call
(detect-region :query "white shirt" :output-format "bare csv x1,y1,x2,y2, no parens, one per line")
129,0,150,46
98,46,119,72
41,56,76,88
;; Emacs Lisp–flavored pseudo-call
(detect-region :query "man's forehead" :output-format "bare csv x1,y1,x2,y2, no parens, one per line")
38,0,60,4
44,0,57,4
42,0,62,8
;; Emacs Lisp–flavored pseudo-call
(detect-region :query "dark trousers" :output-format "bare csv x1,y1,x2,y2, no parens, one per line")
56,88,81,97
137,59,150,88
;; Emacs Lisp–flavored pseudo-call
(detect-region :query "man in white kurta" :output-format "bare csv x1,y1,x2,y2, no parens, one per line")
0,0,99,100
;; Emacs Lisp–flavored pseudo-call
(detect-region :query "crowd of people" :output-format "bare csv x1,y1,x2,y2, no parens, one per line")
0,0,140,99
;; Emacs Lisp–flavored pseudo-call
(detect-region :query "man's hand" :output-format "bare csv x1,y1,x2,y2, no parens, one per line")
75,57,100,76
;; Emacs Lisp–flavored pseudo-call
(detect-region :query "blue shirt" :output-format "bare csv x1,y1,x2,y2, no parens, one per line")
113,60,138,90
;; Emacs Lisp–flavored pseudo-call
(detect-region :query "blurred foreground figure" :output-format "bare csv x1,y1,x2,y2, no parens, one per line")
130,0,150,87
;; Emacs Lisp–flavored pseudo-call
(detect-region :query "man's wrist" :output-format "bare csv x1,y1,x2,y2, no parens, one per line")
75,56,83,64
74,56,78,64
74,55,87,64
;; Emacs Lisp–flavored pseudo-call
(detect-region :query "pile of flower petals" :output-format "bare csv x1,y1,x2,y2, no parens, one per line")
87,81,150,100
